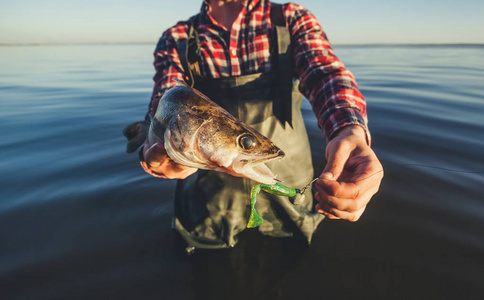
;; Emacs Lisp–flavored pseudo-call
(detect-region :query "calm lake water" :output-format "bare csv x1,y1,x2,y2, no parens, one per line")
0,44,483,299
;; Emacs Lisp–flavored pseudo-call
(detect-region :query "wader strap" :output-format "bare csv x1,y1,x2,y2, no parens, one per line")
179,4,294,125
270,2,293,128
177,14,202,87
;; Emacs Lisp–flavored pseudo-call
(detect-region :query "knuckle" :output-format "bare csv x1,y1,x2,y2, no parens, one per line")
325,184,338,196
354,188,361,200
164,173,177,179
317,181,338,197
179,169,195,179
374,185,381,194
333,187,345,198
346,201,359,212
329,162,342,172
345,212,360,222
321,205,334,215
349,215,360,222
329,208,341,217
314,192,322,202
326,197,337,208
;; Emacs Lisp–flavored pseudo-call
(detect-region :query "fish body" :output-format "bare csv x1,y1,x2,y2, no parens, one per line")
148,80,285,184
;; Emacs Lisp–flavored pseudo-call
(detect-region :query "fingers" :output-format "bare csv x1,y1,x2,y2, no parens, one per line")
142,142,198,179
315,164,382,203
315,201,367,222
140,161,167,178
315,168,382,222
316,133,383,221
163,159,198,179
316,178,359,200
314,170,381,221
144,142,169,163
315,183,378,212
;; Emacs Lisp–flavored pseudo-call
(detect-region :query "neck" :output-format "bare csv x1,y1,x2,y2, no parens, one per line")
208,0,244,30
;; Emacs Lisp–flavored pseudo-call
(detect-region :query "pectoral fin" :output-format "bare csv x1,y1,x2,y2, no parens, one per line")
123,121,150,153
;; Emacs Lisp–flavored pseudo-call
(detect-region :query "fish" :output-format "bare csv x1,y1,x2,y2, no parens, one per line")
124,79,285,184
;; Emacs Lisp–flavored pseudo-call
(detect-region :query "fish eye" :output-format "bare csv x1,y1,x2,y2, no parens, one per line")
238,134,256,150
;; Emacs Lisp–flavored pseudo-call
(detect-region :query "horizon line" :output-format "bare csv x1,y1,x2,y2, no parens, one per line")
1,42,483,48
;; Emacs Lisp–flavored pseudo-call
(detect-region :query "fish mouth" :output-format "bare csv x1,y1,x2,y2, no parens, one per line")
231,149,285,184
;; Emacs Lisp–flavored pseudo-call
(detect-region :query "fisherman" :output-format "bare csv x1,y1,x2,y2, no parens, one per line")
126,0,383,252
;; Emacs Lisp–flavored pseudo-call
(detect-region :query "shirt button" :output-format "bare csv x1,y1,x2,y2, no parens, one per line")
231,49,237,56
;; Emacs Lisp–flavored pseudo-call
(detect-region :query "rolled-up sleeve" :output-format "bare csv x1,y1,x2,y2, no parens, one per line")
284,3,371,144
146,22,190,121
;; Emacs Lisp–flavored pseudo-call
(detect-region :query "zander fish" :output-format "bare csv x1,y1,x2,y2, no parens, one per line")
124,79,285,184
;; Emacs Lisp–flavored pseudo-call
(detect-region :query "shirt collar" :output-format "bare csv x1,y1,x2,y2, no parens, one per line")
202,0,253,8
200,0,260,25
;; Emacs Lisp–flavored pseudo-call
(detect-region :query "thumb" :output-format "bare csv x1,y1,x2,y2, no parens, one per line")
321,143,351,180
144,142,169,166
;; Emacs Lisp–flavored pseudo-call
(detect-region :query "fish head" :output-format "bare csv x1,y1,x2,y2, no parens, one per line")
195,110,285,185
230,128,285,185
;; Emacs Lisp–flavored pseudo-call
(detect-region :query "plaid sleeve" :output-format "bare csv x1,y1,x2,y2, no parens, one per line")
283,3,371,144
146,22,190,121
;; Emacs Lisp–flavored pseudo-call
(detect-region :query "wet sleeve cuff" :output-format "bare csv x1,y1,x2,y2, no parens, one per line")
322,105,371,145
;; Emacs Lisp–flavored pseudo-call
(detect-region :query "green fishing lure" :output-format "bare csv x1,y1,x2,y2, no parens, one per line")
247,180,317,228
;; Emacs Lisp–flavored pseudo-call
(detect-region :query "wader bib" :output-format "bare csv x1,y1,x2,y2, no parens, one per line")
173,4,323,251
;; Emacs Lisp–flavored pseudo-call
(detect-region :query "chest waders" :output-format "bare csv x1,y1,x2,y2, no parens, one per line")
173,4,323,252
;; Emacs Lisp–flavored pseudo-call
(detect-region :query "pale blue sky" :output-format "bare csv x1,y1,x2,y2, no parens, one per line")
0,0,483,45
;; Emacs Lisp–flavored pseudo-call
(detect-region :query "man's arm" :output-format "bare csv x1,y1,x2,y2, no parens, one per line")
284,3,369,142
284,4,383,221
146,23,190,121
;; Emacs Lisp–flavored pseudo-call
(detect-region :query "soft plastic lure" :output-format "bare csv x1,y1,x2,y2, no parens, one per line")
247,180,317,228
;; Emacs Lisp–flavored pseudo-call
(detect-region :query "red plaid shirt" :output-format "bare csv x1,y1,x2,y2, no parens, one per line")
147,0,370,142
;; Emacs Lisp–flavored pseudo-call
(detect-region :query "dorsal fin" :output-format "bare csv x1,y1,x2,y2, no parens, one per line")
173,78,189,87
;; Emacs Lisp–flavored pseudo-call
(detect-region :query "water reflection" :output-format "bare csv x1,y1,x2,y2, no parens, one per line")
0,45,483,299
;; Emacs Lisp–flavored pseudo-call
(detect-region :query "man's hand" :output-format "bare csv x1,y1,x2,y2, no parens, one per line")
140,140,198,179
314,125,383,221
